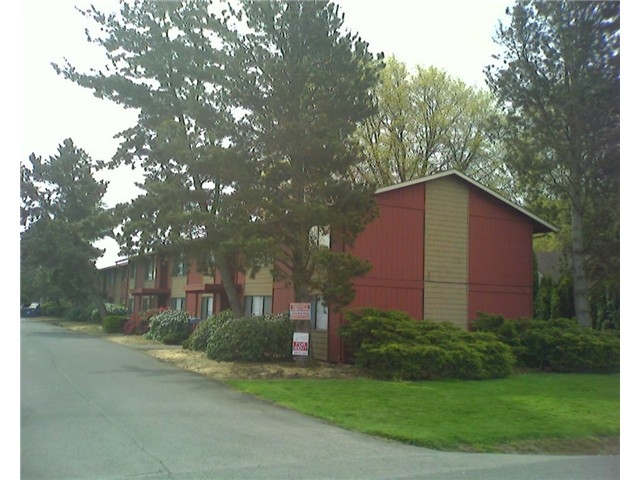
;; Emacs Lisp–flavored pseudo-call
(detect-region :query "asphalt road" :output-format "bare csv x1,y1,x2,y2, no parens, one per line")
20,318,620,480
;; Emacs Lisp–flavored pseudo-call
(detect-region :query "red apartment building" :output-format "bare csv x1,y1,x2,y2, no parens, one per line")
100,170,556,363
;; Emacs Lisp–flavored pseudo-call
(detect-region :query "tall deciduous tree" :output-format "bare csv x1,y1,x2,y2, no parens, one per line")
53,0,253,317
20,139,109,307
485,1,619,327
225,0,381,306
351,56,508,190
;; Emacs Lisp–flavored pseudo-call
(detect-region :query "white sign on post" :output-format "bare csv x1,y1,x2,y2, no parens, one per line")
289,302,311,320
292,332,309,356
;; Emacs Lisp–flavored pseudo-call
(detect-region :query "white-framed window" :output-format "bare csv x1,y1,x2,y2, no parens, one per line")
244,295,273,316
311,295,328,331
146,259,156,281
201,296,214,320
174,258,187,277
309,225,330,248
171,297,186,311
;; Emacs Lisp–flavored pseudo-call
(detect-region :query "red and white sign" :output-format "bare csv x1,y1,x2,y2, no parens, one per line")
289,302,311,320
292,332,309,356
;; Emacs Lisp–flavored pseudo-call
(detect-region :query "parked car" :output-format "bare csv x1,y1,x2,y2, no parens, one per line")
21,303,41,317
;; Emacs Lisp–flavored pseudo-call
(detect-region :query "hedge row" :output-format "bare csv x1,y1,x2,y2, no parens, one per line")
182,311,295,362
339,308,515,381
472,313,619,373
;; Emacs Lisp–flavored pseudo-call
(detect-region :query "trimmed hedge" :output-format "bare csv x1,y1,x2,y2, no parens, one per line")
472,313,620,373
102,315,127,334
183,310,235,352
339,308,515,380
144,309,191,344
206,314,294,362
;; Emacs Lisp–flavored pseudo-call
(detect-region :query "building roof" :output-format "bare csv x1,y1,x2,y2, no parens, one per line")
375,170,558,234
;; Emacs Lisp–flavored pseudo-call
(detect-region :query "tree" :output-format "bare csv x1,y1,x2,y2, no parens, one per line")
350,56,509,190
225,0,381,307
485,1,619,327
20,139,109,307
53,0,254,317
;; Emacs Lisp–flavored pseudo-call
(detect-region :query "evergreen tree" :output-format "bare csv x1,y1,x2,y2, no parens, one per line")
225,0,382,306
485,1,619,327
53,0,254,316
20,139,109,307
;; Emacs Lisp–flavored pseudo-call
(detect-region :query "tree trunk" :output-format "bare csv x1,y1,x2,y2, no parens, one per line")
571,198,592,327
217,255,244,318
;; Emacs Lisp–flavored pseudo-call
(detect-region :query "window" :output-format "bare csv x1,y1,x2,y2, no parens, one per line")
171,297,186,311
201,296,214,320
244,296,273,316
146,259,156,281
129,263,136,280
107,270,116,286
173,258,187,277
309,226,330,248
127,299,134,313
311,295,328,331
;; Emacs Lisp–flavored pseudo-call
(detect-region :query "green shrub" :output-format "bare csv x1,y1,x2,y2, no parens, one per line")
339,308,515,380
41,300,72,317
183,310,234,352
521,319,619,373
144,309,191,343
162,333,185,345
207,314,294,362
102,315,127,334
65,305,94,323
473,314,620,373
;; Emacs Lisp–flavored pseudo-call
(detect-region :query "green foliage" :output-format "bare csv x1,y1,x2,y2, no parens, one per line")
590,279,620,330
351,56,508,191
144,309,191,344
40,300,72,317
20,139,111,306
102,315,127,334
183,310,235,352
65,305,95,323
310,250,372,310
206,314,294,362
486,1,620,328
473,313,619,373
534,272,619,329
339,308,515,380
228,0,382,303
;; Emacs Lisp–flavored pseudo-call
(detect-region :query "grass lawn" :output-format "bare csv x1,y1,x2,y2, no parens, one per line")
226,373,619,454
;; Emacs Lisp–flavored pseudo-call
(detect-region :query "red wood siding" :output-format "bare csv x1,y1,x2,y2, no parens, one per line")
468,186,534,321
329,183,426,362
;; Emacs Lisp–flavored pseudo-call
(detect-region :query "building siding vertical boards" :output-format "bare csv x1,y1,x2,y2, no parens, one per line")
244,267,274,296
349,183,425,318
310,331,328,362
424,177,469,328
468,186,534,321
171,275,187,300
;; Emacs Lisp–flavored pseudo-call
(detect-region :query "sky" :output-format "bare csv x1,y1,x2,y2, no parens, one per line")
17,0,515,269
14,0,631,270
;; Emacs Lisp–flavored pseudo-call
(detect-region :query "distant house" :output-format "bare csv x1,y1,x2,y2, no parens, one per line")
99,170,556,363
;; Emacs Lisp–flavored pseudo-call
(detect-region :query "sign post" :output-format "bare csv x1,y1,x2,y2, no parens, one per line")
290,302,312,365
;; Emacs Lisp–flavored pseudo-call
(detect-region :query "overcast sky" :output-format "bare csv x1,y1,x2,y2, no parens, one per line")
15,0,629,269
